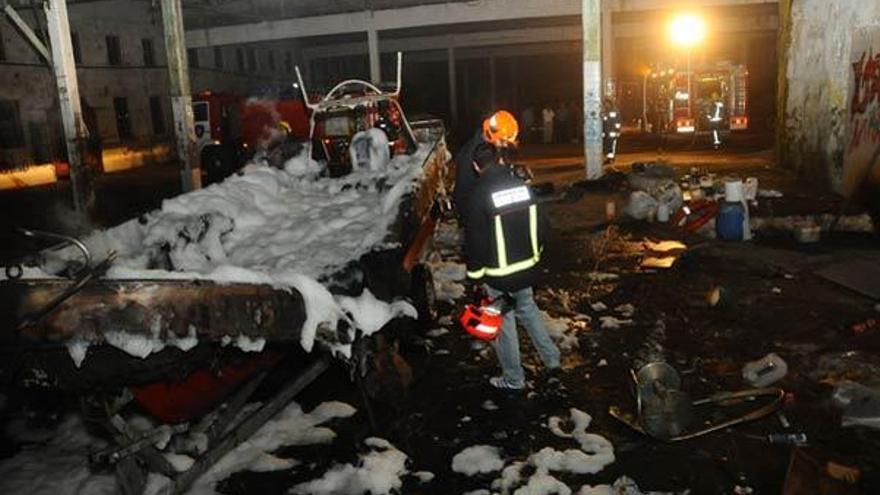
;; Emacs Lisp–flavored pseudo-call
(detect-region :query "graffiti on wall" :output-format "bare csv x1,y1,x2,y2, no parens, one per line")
849,49,880,151
844,28,880,196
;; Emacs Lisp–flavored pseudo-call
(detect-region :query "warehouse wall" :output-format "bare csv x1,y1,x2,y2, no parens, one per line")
780,0,880,192
0,0,300,171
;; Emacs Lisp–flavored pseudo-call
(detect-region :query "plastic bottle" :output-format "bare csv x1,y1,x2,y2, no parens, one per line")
832,380,880,429
742,353,788,387
716,180,746,241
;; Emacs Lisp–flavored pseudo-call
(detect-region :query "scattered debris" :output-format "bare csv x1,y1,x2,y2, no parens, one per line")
706,286,728,308
641,256,677,269
599,316,633,330
826,461,861,484
614,304,636,318
642,240,687,253
742,353,788,387
832,380,880,429
850,317,878,335
590,302,608,312
587,272,619,282
745,432,808,445
757,189,783,198
751,213,873,233
426,328,449,338
771,287,782,295
482,400,499,411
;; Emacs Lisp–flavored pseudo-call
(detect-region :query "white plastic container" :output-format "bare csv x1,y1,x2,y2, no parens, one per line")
657,203,670,223
724,180,744,203
742,353,788,387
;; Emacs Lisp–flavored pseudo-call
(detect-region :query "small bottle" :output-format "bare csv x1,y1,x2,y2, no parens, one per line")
742,353,788,387
605,200,616,222
766,433,807,445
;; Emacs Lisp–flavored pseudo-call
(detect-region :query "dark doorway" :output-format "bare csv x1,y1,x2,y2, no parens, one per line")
113,97,132,140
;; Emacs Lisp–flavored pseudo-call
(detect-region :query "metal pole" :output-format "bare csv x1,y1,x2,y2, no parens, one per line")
601,0,613,98
686,48,692,118
642,72,648,132
43,0,93,213
582,0,603,180
160,0,200,192
447,46,458,126
367,18,381,84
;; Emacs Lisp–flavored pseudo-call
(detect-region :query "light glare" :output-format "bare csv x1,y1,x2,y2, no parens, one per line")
669,13,706,47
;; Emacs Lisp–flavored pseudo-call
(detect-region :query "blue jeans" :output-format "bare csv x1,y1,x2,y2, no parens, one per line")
486,286,561,388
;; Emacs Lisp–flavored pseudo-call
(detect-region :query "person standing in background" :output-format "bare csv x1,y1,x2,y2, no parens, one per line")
521,105,536,144
541,104,555,144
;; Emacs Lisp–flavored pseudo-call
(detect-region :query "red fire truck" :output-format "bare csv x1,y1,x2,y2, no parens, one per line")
192,89,311,182
651,61,748,135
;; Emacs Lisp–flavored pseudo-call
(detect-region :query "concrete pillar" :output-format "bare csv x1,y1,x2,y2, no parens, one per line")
601,1,614,97
160,0,200,191
489,56,497,108
367,22,380,83
775,0,794,168
582,0,603,179
43,0,93,212
447,46,458,126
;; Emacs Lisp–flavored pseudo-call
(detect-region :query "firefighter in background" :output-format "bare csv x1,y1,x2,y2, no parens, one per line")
462,111,561,391
708,92,725,149
602,97,621,163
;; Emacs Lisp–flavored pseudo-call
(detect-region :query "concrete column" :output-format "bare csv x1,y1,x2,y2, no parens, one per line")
367,22,381,83
43,0,93,212
582,0,603,179
160,0,200,191
447,46,458,126
489,56,497,108
601,0,614,97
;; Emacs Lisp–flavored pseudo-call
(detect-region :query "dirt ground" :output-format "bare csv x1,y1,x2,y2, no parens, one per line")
2,133,879,493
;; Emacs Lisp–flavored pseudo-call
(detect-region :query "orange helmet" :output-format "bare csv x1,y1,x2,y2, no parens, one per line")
482,110,519,147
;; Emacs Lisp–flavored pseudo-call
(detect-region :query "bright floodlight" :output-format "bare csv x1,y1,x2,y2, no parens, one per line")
669,13,706,47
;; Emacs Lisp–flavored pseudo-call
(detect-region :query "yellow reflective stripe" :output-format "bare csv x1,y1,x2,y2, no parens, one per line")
470,205,542,279
483,255,540,277
529,205,539,257
494,215,508,268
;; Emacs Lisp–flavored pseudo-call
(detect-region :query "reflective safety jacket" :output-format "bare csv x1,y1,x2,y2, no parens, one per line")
463,164,546,292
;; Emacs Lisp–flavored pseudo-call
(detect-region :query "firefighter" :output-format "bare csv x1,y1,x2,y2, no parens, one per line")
453,111,515,222
462,111,561,391
708,92,725,149
602,98,621,163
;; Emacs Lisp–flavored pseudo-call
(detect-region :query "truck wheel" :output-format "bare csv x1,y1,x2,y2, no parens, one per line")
410,264,436,323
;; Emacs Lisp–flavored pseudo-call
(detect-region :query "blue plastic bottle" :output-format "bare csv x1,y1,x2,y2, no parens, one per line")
716,201,745,241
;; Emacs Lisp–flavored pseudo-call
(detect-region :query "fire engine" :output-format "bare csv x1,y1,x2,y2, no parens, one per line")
192,88,311,182
649,61,748,135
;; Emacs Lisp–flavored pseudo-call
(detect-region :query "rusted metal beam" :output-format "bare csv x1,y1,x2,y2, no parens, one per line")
3,279,307,344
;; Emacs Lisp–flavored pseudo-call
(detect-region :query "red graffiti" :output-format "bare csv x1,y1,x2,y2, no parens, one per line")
849,114,880,152
851,49,880,118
